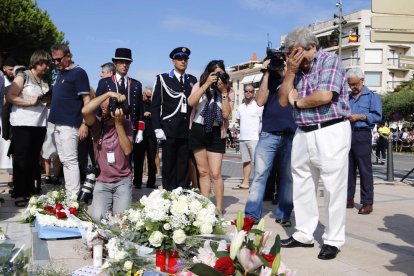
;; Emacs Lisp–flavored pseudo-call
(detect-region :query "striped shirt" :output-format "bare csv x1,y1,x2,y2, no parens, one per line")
293,50,350,126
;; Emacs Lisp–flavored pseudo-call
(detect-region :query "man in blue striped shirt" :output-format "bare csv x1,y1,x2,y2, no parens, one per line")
346,67,382,215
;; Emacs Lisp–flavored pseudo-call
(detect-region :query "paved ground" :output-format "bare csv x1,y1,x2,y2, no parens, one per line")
0,149,413,275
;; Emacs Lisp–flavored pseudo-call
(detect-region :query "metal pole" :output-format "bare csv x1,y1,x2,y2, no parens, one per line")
338,0,342,57
386,139,394,181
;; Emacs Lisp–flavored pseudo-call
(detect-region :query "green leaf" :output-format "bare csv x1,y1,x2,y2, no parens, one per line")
271,253,281,276
236,211,244,231
249,229,264,235
269,234,281,256
215,251,230,258
257,253,270,267
189,263,226,276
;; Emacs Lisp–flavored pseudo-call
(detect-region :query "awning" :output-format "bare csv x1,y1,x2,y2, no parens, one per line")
241,73,263,84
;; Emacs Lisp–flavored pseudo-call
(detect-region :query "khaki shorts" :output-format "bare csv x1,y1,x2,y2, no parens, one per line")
239,140,258,163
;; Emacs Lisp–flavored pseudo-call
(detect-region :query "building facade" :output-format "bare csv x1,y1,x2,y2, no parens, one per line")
304,9,413,94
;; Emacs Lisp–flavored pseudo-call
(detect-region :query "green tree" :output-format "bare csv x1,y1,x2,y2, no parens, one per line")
382,77,414,122
0,0,65,65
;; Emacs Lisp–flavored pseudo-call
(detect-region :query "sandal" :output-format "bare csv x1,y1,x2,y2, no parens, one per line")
14,197,29,207
232,185,249,190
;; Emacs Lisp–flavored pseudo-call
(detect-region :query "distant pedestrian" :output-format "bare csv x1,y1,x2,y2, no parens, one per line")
346,67,382,215
233,84,263,190
376,122,390,164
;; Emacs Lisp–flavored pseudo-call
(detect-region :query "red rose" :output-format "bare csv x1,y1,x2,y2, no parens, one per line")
55,203,63,211
69,208,77,215
43,206,54,212
231,216,256,232
50,209,57,214
214,256,235,276
226,243,231,252
262,253,275,267
56,212,67,219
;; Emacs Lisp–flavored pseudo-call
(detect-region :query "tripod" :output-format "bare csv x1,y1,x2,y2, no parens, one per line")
401,167,414,182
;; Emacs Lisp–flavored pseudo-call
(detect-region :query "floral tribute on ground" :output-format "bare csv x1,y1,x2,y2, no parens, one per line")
86,187,227,275
21,190,85,228
188,211,294,276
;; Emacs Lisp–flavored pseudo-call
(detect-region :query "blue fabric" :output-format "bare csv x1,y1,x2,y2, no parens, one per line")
349,86,382,128
244,131,294,222
261,77,296,133
49,66,90,128
34,218,81,240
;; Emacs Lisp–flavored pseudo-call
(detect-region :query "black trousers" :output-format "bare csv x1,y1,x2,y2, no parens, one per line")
161,137,189,191
78,134,95,182
376,137,387,162
133,135,157,186
348,130,374,205
12,126,46,197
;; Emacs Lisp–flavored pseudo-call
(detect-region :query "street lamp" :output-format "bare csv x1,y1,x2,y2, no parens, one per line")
334,0,347,57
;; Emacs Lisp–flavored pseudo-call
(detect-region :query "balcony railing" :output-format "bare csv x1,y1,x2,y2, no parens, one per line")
342,57,360,67
387,80,402,90
387,57,399,66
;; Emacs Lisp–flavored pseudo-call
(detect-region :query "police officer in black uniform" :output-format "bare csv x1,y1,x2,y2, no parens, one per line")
151,47,197,191
95,48,142,182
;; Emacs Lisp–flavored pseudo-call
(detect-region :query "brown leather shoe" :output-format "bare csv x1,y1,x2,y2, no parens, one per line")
346,200,354,209
358,204,373,215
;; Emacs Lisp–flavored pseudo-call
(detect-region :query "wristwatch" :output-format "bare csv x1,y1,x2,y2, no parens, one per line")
361,114,367,121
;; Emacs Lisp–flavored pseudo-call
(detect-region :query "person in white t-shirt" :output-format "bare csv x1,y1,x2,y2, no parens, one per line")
233,84,263,189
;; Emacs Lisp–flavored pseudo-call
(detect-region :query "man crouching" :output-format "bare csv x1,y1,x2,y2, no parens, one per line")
82,92,133,221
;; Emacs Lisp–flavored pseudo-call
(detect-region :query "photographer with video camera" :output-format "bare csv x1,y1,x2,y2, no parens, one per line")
188,60,234,215
244,47,297,227
82,91,133,222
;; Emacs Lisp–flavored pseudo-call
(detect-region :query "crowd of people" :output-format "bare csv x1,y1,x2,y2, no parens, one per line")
1,26,403,262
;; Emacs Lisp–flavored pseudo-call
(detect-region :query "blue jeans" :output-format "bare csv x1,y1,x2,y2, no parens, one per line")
245,131,293,222
90,177,133,221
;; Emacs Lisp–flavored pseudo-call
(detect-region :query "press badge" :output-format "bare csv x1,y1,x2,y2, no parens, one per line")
181,102,187,113
107,152,115,165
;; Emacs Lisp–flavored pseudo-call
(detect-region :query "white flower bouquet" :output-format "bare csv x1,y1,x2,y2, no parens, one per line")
21,190,84,228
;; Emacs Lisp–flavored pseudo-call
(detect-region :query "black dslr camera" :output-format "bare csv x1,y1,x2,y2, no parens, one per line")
78,165,100,203
265,47,288,73
108,97,131,115
215,71,230,85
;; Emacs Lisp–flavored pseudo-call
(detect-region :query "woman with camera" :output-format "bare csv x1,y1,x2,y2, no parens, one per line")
7,50,51,206
188,60,234,215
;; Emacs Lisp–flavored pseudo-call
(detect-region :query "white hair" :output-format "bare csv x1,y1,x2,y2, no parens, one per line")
347,67,364,79
284,27,319,50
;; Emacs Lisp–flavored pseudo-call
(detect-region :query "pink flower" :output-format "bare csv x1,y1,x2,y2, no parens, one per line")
230,229,246,260
237,248,263,272
259,266,272,276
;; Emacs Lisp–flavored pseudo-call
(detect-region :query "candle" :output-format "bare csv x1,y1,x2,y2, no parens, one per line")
93,243,103,267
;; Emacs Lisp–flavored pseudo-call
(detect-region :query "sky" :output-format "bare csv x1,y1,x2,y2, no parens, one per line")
36,0,370,88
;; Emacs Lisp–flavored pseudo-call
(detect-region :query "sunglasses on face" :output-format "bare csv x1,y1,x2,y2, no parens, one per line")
244,90,254,93
52,56,65,63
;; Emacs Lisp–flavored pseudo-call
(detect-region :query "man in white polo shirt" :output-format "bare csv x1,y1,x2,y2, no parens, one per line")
233,84,263,189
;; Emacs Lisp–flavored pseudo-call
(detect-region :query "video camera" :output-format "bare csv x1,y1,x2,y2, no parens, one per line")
265,47,288,73
108,97,131,115
264,37,288,73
